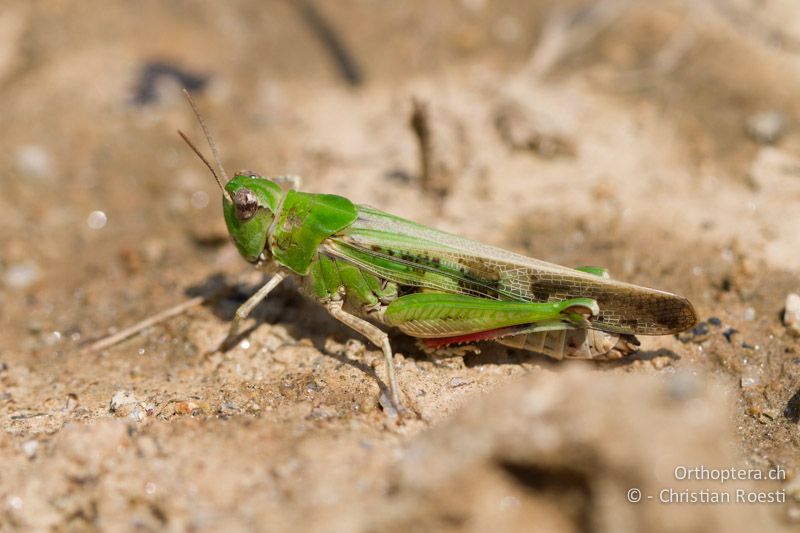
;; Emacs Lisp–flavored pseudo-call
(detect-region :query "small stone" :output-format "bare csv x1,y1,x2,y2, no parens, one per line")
746,111,786,145
743,307,756,321
650,356,673,370
43,331,62,346
3,262,41,290
356,395,377,414
449,376,473,388
14,144,52,178
173,400,199,415
109,390,139,416
87,210,108,230
740,374,760,389
784,293,800,336
306,406,335,421
7,495,22,510
64,393,78,411
21,440,38,458
759,408,780,422
219,403,239,416
679,322,710,343
722,327,738,342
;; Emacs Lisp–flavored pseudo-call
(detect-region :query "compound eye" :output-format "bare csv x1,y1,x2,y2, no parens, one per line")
233,188,259,221
236,170,260,179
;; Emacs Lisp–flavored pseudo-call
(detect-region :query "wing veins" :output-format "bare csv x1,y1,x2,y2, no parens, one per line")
325,238,517,300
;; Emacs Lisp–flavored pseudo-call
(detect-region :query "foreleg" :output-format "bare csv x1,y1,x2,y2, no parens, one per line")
218,271,287,350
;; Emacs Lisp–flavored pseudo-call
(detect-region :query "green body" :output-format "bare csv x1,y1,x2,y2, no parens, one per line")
221,172,696,360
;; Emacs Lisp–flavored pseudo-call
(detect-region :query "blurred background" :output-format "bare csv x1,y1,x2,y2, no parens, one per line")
2,1,800,531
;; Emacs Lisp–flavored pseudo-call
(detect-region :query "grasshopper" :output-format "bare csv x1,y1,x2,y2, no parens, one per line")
178,91,696,414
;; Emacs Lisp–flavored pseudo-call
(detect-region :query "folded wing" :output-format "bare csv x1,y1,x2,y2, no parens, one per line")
324,205,696,335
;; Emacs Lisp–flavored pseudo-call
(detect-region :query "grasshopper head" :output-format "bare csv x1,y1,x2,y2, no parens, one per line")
223,172,283,264
176,92,284,265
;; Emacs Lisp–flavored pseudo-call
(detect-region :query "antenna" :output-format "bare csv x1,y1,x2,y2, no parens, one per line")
180,88,232,201
177,130,231,202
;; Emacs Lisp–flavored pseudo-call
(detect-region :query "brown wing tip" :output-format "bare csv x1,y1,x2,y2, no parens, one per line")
664,296,698,334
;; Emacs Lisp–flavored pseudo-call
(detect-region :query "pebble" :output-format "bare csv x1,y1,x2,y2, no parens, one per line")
14,144,52,178
109,390,138,414
43,331,62,346
86,210,108,230
7,495,22,510
740,373,760,389
3,262,41,290
449,376,473,388
306,407,335,421
21,440,38,458
219,403,240,416
679,321,710,343
745,110,786,145
64,393,78,411
784,293,800,336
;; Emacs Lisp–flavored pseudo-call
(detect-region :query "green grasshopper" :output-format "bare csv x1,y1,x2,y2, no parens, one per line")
178,91,696,414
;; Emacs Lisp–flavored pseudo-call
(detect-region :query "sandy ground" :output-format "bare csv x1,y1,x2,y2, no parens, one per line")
2,1,800,531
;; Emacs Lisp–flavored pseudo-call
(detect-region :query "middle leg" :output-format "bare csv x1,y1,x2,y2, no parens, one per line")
325,299,405,414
